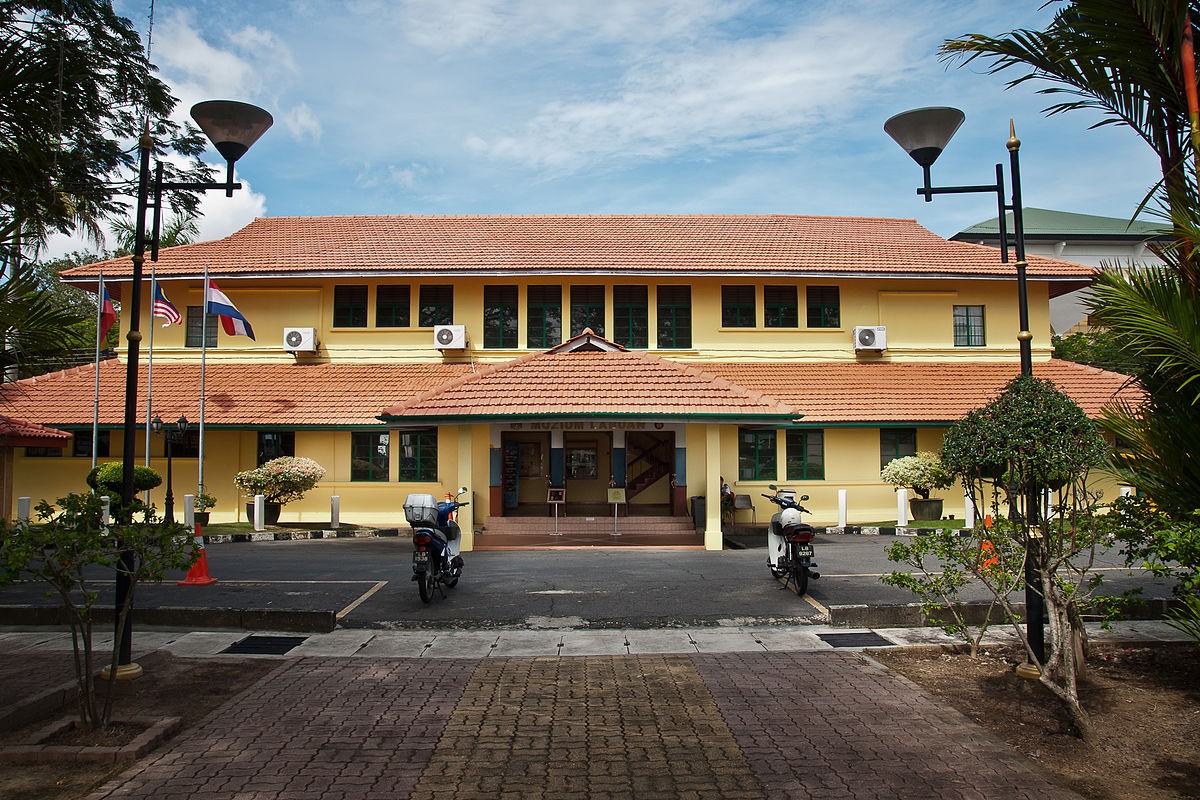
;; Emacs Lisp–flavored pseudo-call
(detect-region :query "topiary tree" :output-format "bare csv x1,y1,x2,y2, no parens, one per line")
85,462,161,521
937,376,1112,742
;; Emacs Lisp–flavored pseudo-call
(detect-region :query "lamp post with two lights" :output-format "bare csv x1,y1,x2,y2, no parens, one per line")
884,106,1044,667
150,415,190,525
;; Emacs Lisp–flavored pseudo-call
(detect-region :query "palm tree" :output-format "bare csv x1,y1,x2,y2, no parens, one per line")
109,212,200,256
0,268,89,382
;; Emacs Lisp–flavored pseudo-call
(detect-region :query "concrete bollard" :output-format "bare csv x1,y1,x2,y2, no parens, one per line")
331,495,340,529
16,496,30,522
100,496,110,535
183,493,195,527
896,489,908,527
837,489,847,528
254,494,265,532
964,489,976,529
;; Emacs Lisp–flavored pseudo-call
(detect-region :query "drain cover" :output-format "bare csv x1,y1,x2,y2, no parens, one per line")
817,632,895,648
222,635,308,655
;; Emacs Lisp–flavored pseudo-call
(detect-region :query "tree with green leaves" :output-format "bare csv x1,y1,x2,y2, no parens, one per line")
0,1,211,271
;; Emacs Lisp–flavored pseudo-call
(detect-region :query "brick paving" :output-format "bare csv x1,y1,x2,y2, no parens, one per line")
74,651,1086,800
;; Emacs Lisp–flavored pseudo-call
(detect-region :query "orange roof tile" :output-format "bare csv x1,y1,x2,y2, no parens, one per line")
0,415,70,448
2,358,1138,428
700,360,1139,423
380,349,798,420
63,214,1093,283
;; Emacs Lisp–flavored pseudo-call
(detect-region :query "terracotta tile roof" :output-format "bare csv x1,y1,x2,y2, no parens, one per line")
380,349,798,420
2,358,1137,427
63,214,1093,282
700,360,1140,424
0,414,70,448
1,360,473,428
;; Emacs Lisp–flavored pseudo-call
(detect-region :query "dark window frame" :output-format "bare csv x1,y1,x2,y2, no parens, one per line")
527,285,562,349
570,285,605,337
185,306,218,348
880,428,917,470
375,285,411,327
351,431,391,482
418,285,454,327
806,285,841,328
397,428,438,482
72,429,110,458
786,429,825,480
257,430,296,466
722,285,756,328
613,285,648,349
738,428,777,481
764,285,799,329
656,286,692,349
333,285,368,328
483,285,519,349
953,304,986,347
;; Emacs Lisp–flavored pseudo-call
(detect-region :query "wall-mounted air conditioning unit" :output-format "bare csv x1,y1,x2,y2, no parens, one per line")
283,327,318,353
434,324,467,350
853,325,886,351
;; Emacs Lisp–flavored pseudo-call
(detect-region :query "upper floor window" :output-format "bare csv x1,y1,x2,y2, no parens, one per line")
657,286,692,349
738,428,776,481
72,429,110,458
528,285,562,349
185,306,218,348
786,429,824,480
419,285,454,327
570,285,605,337
484,285,519,349
172,430,200,458
351,431,390,482
722,286,756,328
397,429,438,482
333,285,368,327
613,285,648,349
257,431,295,466
376,285,411,327
953,305,986,347
880,428,916,470
764,285,798,328
806,286,840,328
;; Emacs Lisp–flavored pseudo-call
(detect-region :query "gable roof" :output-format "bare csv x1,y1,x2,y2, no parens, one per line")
379,345,799,422
64,214,1094,284
1,357,1138,429
953,207,1170,242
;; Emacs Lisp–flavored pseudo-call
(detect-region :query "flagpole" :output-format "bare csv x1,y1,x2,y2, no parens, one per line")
199,267,208,496
144,272,156,508
92,272,103,471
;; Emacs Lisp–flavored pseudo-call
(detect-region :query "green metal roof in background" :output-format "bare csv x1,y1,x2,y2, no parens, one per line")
952,207,1170,241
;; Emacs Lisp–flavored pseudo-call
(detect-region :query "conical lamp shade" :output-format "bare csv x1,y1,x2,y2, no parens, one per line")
190,100,273,164
884,107,965,168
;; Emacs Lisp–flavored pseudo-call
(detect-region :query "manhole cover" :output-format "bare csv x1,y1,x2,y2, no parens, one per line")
817,632,895,648
221,635,308,655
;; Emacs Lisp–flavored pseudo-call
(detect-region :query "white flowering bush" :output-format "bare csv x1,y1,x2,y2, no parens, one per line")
880,451,954,500
234,457,326,505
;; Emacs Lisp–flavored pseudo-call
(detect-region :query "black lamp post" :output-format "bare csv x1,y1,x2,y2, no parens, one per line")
114,101,272,678
884,106,1044,665
151,415,189,524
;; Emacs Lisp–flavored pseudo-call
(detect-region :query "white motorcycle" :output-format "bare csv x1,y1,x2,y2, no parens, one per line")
762,485,820,595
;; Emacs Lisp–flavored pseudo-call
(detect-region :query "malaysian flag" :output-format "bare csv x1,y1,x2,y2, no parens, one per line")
152,282,182,326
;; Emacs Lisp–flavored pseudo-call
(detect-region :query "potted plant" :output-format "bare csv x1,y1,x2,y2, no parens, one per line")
234,457,326,525
194,492,217,525
880,451,954,520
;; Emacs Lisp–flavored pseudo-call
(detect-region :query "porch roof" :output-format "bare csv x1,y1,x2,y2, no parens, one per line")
0,415,70,448
1,358,1137,429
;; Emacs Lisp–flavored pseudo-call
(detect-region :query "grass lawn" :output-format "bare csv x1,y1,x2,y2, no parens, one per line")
857,518,967,530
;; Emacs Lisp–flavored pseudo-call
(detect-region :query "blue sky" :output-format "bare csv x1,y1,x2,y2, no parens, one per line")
49,0,1164,257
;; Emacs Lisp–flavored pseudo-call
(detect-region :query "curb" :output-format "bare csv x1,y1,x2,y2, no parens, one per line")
0,606,337,633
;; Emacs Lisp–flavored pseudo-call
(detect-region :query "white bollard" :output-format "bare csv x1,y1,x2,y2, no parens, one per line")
100,496,110,535
183,493,195,527
896,489,909,527
16,496,31,522
331,495,340,529
254,494,265,532
837,489,847,528
964,490,976,529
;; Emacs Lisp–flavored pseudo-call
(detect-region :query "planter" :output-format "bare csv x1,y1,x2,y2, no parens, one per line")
193,512,210,525
909,498,944,521
245,502,282,525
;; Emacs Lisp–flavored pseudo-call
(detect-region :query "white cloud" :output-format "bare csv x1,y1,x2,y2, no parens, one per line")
281,103,322,142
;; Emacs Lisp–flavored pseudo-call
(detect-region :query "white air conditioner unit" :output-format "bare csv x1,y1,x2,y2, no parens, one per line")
283,327,318,353
434,324,467,350
853,325,886,351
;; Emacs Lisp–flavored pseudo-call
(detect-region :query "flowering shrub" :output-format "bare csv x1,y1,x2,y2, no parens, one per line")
880,451,954,499
234,457,326,505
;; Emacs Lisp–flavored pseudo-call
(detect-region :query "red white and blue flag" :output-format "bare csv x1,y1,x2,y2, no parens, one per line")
205,280,255,340
152,281,182,326
98,281,117,340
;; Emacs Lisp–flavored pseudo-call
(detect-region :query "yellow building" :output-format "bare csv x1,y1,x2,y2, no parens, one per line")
4,214,1136,549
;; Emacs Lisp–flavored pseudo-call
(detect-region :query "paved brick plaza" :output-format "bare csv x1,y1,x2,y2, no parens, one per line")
83,651,1082,800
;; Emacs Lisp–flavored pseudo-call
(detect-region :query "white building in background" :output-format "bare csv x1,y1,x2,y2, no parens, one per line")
952,208,1169,335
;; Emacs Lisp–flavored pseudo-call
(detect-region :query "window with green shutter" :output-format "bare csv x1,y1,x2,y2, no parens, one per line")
613,285,648,349
656,286,692,349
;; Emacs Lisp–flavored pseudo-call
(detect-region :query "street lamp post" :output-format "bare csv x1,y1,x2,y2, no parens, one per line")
884,106,1044,665
151,415,189,524
113,101,272,678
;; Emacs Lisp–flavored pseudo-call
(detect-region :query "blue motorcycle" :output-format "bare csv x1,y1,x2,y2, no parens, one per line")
405,487,468,604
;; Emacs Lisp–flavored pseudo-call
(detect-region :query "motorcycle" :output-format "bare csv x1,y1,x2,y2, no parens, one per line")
405,487,469,604
762,484,821,595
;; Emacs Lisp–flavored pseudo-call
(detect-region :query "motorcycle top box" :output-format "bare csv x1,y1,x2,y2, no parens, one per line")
404,494,439,526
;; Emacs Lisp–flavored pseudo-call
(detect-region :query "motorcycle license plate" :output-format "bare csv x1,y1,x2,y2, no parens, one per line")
795,543,814,557
413,551,429,563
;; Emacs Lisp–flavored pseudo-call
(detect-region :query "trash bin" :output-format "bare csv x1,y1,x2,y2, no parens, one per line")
690,496,705,530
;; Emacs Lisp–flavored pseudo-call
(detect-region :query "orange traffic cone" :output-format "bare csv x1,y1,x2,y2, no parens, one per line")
178,521,218,586
980,539,999,570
